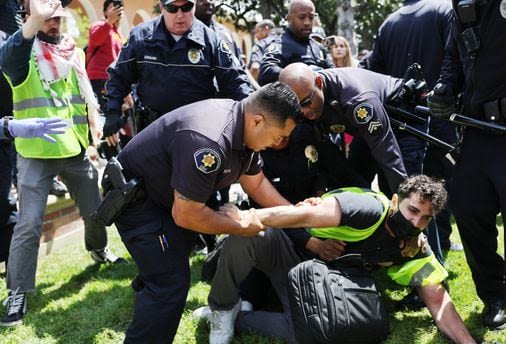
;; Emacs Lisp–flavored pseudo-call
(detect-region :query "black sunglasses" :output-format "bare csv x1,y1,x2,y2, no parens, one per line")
299,89,315,108
163,2,194,13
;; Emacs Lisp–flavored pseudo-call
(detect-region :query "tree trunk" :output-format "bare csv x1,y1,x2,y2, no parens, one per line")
336,0,358,55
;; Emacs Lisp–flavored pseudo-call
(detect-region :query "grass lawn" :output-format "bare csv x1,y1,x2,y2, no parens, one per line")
0,223,504,344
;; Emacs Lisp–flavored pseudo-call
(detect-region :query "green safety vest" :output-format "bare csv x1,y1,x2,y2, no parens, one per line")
5,49,89,159
307,187,390,242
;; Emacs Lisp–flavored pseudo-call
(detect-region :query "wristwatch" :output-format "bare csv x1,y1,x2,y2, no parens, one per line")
1,116,15,140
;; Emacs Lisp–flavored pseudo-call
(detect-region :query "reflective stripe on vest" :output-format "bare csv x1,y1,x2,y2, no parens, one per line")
387,254,448,287
13,95,85,111
6,49,90,159
307,187,390,242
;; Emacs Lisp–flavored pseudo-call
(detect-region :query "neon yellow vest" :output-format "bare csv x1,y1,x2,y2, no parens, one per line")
6,49,89,159
307,187,390,242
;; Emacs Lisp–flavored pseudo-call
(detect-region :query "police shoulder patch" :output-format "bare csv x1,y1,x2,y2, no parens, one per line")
194,149,221,174
265,43,281,55
353,103,373,124
219,39,232,55
500,0,506,19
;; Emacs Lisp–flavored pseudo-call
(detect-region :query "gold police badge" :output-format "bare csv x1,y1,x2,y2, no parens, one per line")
304,145,318,163
187,49,201,64
353,103,373,124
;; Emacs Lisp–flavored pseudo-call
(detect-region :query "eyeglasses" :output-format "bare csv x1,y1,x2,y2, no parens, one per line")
299,89,315,108
163,2,194,13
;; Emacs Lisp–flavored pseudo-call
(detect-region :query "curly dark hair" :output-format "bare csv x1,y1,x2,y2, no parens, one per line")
397,175,447,214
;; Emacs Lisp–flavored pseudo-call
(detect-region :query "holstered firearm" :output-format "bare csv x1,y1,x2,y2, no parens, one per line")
91,157,143,226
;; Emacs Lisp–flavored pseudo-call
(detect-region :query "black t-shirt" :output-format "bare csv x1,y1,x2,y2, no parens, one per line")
334,191,431,266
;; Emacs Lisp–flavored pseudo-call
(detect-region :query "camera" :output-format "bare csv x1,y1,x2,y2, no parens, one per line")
324,36,337,47
113,0,123,7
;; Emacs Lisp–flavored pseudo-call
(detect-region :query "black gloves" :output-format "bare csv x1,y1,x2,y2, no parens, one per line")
102,112,123,137
427,83,456,119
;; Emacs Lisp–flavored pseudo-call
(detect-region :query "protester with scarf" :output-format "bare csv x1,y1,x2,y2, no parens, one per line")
0,0,125,327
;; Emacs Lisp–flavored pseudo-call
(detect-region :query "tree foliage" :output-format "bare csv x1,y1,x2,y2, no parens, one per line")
214,0,402,49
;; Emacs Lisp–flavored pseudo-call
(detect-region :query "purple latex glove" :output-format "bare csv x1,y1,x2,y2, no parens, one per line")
8,117,68,143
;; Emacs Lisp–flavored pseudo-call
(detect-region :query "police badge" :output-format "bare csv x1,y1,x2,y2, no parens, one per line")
353,103,373,124
304,145,318,168
187,49,201,64
194,149,221,174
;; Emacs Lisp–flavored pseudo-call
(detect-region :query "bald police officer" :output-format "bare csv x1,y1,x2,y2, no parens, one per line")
113,82,301,343
279,62,407,194
258,0,333,85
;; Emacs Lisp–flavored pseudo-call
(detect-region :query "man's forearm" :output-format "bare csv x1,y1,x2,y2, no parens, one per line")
255,205,312,228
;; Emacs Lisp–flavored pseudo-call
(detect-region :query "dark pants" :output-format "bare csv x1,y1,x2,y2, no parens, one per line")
424,119,459,249
116,197,196,343
450,129,506,304
0,141,16,263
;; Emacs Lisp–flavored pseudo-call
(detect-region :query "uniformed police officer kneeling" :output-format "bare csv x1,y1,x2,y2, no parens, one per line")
104,82,301,343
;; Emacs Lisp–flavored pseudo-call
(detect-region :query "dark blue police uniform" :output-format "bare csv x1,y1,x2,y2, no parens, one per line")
105,16,252,117
440,0,506,310
115,99,262,343
318,68,407,193
365,0,456,258
247,33,278,70
258,28,334,86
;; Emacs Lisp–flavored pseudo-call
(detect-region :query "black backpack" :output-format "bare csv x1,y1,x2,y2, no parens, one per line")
287,255,389,344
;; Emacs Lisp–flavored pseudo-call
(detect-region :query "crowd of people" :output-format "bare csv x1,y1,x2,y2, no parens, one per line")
0,0,504,343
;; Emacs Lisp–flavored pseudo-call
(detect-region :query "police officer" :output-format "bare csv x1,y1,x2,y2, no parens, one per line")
112,82,300,343
258,0,333,86
279,62,407,194
102,0,253,144
248,19,276,80
365,0,457,308
427,0,506,330
203,175,476,344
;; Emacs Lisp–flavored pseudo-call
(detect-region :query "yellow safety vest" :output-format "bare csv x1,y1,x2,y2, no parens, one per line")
5,49,89,158
307,187,390,242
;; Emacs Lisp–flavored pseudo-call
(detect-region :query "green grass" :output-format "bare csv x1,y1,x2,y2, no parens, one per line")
0,223,504,344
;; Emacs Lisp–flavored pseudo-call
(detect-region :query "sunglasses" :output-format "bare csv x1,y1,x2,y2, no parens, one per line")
299,89,315,108
163,2,194,13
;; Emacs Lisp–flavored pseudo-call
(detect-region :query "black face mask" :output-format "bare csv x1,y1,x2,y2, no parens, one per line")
388,209,422,240
36,31,62,45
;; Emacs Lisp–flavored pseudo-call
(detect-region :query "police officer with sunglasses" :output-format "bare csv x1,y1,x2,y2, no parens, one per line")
102,0,253,146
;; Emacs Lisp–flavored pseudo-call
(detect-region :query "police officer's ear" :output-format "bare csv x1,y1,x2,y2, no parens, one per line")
251,114,266,127
315,74,324,90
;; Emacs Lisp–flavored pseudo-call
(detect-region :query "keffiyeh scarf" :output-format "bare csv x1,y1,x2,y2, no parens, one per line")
33,34,99,118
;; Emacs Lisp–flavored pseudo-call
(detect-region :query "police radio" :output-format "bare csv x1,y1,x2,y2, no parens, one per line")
457,0,483,54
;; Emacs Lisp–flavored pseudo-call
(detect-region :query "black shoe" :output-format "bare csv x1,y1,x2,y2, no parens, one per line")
396,290,426,311
482,300,506,330
131,275,145,292
90,248,127,264
0,288,27,327
49,178,68,197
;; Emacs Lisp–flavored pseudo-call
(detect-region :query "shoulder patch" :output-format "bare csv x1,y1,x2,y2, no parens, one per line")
353,103,373,125
194,148,221,174
265,43,281,55
219,39,232,55
501,0,506,19
187,48,201,64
